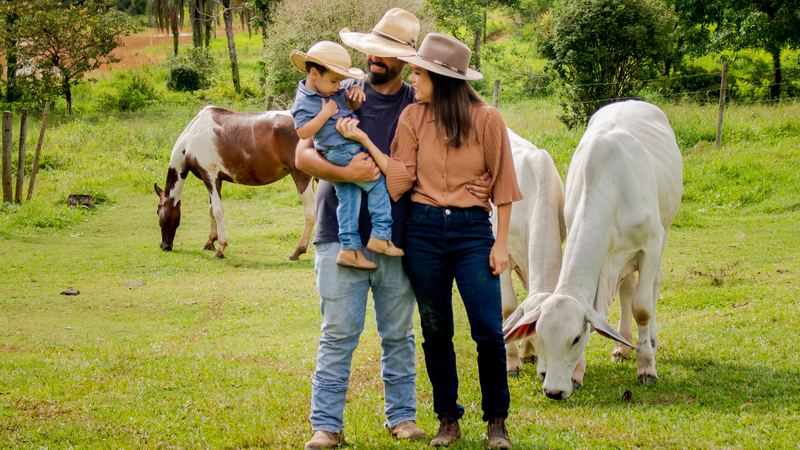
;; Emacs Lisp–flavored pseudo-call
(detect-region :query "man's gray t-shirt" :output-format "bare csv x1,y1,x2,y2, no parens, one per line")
313,78,416,246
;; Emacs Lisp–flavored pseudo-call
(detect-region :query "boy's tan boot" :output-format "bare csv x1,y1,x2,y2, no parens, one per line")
366,238,404,257
387,420,426,440
304,430,344,449
336,249,377,270
487,417,512,449
430,416,461,447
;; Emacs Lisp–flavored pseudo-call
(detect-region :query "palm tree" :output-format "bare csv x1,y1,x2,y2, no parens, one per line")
146,0,185,55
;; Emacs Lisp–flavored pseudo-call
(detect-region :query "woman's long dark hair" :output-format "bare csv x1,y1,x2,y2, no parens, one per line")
428,70,486,148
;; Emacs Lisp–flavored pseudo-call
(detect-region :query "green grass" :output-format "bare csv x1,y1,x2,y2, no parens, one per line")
1,43,800,448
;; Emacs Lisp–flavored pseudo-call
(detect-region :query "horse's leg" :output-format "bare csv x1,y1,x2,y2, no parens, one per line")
203,199,218,251
288,174,315,261
203,176,228,259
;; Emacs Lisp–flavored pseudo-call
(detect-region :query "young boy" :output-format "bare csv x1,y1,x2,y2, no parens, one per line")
289,40,403,270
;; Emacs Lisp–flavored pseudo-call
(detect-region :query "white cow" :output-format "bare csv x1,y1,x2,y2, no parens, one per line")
504,101,683,400
493,128,566,376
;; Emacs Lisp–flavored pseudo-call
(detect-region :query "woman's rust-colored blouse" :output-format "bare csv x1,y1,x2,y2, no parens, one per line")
385,102,523,211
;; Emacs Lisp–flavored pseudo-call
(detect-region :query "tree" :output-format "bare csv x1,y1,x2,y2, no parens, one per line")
247,0,280,46
15,0,139,114
425,0,519,71
536,0,673,127
221,0,241,93
146,0,185,55
1,0,21,102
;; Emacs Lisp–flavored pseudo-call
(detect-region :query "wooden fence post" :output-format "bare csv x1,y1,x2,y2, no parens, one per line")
265,94,274,111
15,108,29,203
2,111,13,203
492,79,501,109
27,102,50,201
716,61,728,149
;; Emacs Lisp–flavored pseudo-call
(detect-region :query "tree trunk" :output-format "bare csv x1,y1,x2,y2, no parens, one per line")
65,82,73,116
771,47,781,100
473,28,481,72
222,0,241,93
171,10,180,55
4,6,19,103
204,0,213,48
190,0,203,47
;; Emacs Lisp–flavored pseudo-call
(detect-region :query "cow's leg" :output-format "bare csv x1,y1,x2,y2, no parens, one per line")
571,352,586,389
288,178,315,261
204,177,228,259
501,268,523,377
649,260,663,357
203,199,218,251
520,338,537,364
612,272,637,361
631,242,662,385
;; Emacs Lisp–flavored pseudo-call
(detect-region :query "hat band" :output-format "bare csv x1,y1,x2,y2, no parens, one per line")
416,55,466,75
372,30,416,49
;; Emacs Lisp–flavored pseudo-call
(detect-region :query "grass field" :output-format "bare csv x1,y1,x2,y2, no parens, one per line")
1,52,799,448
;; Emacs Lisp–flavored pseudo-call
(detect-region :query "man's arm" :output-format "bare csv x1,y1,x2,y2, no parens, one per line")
295,138,381,183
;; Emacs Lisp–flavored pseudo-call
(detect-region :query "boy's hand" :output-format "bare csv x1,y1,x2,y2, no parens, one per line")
348,86,366,103
320,98,338,118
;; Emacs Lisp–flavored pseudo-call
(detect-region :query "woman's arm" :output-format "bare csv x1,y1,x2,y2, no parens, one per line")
490,203,511,276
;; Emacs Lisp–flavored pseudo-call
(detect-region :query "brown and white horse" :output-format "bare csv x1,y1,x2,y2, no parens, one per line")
155,106,315,260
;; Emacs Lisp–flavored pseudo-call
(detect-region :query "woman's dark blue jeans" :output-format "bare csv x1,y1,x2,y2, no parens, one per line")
402,203,510,422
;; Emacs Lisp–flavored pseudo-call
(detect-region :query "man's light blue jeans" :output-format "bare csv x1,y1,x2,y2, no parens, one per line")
310,241,418,433
322,143,393,250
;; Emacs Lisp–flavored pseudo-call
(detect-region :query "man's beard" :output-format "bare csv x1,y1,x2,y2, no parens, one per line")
367,60,401,86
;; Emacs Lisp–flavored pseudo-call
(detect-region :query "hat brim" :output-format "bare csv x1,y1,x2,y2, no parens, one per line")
290,50,365,80
397,55,483,81
339,28,417,58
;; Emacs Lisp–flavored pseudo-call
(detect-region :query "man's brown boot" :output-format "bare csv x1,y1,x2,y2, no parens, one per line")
336,249,377,270
487,417,512,449
430,415,461,447
387,420,426,440
304,430,344,449
366,237,404,257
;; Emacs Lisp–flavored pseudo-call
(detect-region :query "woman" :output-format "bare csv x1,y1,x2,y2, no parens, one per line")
336,33,521,448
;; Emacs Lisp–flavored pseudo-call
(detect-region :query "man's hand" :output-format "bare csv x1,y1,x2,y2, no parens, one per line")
344,153,381,183
320,98,338,118
467,171,493,201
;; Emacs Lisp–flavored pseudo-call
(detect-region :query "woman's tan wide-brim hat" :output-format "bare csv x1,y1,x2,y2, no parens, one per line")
290,41,364,79
339,8,420,58
398,33,483,81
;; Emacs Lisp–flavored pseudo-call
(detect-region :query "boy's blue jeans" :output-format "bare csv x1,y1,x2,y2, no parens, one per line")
322,143,392,250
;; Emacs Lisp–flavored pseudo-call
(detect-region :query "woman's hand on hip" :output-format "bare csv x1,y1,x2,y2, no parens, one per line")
490,241,509,276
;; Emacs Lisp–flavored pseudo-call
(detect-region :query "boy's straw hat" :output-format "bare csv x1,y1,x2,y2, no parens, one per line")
398,33,483,81
290,41,365,79
339,8,420,58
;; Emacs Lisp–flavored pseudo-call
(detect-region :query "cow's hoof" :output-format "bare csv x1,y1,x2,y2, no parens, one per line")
202,243,215,251
212,251,226,259
507,370,519,379
637,373,658,385
572,379,583,391
521,356,537,364
611,350,631,362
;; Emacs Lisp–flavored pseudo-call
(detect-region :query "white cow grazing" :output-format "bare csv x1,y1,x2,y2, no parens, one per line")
504,101,683,400
493,128,566,376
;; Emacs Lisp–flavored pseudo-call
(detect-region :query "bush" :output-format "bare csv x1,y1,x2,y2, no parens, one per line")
163,46,216,92
536,0,673,128
98,72,156,111
262,0,431,98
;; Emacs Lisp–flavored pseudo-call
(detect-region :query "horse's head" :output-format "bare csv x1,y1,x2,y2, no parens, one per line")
155,183,181,251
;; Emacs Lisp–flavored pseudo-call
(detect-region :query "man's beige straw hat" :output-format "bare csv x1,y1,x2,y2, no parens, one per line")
339,8,420,58
290,41,364,79
398,33,483,81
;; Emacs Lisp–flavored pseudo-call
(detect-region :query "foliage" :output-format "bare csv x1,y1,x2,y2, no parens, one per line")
261,0,430,98
163,45,216,91
146,0,186,56
536,0,674,127
98,72,157,111
11,0,139,115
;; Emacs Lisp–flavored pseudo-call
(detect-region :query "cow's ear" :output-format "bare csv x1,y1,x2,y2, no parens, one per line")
585,307,634,348
504,306,541,344
155,183,164,197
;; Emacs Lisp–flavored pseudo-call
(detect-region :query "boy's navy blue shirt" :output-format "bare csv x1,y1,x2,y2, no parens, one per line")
313,77,417,247
290,80,359,150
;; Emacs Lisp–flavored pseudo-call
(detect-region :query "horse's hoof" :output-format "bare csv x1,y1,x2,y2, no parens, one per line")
637,374,658,385
212,251,226,259
288,252,301,261
202,243,215,251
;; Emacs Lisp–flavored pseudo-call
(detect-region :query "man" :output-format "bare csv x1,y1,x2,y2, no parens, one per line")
295,9,492,449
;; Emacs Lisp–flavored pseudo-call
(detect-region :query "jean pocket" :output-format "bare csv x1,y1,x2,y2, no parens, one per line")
407,211,426,225
315,242,334,253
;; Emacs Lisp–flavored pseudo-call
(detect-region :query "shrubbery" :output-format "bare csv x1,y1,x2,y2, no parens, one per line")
163,46,216,92
261,0,431,101
98,72,156,111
